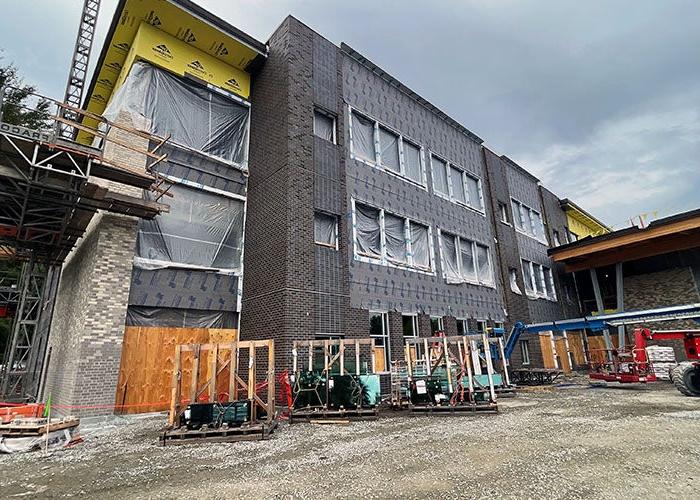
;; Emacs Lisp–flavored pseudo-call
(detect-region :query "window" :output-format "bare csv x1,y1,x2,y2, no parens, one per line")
553,230,561,246
509,268,522,294
476,320,487,335
431,153,484,212
402,315,419,338
351,112,376,163
494,322,504,333
403,314,423,360
137,181,244,273
521,259,557,300
567,229,579,242
352,201,433,272
355,204,381,258
432,156,449,196
456,319,468,335
370,312,390,372
511,198,546,243
439,231,493,286
313,109,335,143
349,109,425,186
520,340,530,365
379,127,400,172
314,212,337,248
430,316,444,334
499,202,509,224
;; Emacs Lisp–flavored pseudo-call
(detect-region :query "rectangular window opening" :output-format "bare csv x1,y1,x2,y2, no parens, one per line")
520,340,530,365
370,312,390,373
314,211,338,248
313,109,336,143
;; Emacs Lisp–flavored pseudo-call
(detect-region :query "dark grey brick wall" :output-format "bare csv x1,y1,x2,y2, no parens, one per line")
342,54,504,322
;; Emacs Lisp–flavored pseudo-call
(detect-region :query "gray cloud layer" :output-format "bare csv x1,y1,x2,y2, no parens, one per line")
1,0,698,227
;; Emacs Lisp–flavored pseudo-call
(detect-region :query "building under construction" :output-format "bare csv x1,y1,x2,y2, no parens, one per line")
10,0,690,416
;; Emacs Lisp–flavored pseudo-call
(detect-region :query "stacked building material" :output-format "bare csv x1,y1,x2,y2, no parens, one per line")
645,346,676,380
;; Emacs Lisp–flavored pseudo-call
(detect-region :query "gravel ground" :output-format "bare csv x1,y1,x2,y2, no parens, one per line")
1,380,699,499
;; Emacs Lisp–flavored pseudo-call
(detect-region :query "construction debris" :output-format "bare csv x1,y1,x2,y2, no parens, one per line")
0,416,81,454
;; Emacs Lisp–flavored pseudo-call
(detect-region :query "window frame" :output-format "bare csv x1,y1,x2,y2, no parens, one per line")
509,268,522,295
369,311,391,373
348,106,427,188
520,339,531,365
313,211,339,250
476,320,487,335
437,228,495,287
499,202,510,225
430,316,444,335
351,199,436,275
456,318,469,336
313,107,337,144
510,198,547,244
430,151,485,214
521,259,558,301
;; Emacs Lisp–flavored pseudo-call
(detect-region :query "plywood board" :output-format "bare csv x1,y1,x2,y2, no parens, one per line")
555,337,572,374
539,333,557,369
586,335,608,365
115,327,237,414
567,332,587,367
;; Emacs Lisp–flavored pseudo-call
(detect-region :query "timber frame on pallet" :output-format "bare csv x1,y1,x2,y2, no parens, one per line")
398,333,506,414
162,340,276,445
290,338,380,422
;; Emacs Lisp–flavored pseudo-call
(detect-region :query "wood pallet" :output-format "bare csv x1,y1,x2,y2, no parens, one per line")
289,407,379,424
160,421,276,445
409,403,498,415
0,417,80,437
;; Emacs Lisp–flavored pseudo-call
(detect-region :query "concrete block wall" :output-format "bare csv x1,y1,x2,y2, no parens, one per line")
44,214,138,416
623,266,700,361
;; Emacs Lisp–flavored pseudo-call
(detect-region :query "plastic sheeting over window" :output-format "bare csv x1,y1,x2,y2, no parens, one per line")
476,244,492,283
313,110,335,142
466,176,482,210
410,222,430,268
103,61,249,166
441,233,460,280
432,156,448,195
379,127,400,172
460,240,476,281
384,213,407,263
314,212,337,247
355,204,381,257
126,306,238,328
403,141,422,183
136,182,244,273
352,112,376,162
450,166,467,204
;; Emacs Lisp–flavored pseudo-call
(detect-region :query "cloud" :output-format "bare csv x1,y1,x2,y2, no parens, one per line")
1,0,698,227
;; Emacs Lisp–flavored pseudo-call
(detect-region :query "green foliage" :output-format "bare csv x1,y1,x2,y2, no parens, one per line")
0,55,51,130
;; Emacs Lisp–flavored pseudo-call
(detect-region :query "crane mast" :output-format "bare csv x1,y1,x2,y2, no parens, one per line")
60,0,101,139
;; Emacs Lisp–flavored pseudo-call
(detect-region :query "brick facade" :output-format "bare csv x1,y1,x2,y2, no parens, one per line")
44,214,138,416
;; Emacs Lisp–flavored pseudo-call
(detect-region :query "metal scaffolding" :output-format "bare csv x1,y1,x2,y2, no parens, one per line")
0,83,171,401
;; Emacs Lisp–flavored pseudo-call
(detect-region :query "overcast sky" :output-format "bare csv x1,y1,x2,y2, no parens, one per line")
1,0,698,227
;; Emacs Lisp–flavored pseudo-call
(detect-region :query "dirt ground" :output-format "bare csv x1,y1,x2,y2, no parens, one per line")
1,380,699,499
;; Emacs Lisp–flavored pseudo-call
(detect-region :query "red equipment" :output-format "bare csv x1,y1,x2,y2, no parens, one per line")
589,328,700,396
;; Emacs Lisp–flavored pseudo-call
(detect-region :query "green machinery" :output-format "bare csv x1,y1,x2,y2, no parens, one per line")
290,338,381,420
394,333,508,413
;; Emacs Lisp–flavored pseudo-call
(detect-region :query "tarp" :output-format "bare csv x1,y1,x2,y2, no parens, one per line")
355,204,381,257
103,61,249,166
352,112,376,162
410,222,430,268
314,213,336,246
126,306,237,328
135,182,244,273
441,233,460,280
379,127,400,172
403,141,422,183
384,213,406,263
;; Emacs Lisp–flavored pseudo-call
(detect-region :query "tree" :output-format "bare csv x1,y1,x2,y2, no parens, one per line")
0,55,51,130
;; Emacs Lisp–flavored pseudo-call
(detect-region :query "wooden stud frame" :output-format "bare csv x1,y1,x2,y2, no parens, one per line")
292,338,377,377
403,334,508,404
168,340,275,427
